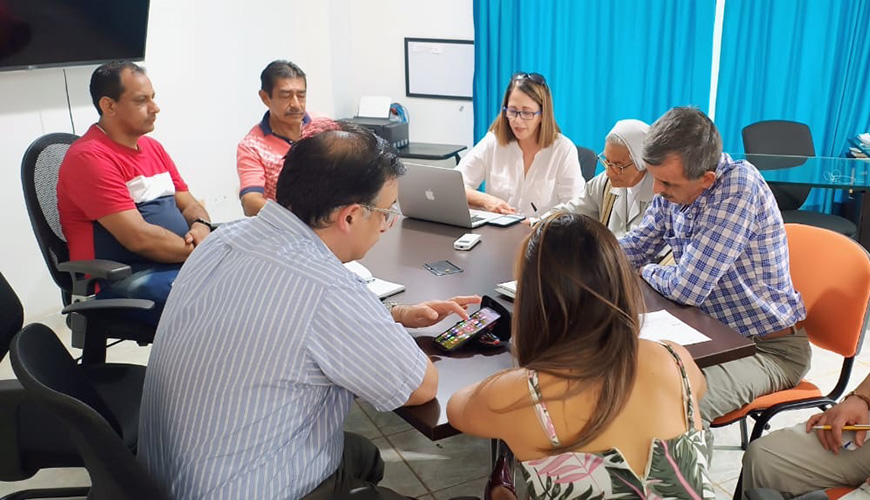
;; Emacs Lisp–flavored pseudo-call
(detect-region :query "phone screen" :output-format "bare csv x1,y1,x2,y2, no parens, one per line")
433,307,501,351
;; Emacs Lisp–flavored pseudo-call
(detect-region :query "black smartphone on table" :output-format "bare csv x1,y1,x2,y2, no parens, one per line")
433,307,501,352
487,214,526,227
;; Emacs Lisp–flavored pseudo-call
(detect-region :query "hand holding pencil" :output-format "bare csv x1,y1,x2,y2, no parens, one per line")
806,394,870,454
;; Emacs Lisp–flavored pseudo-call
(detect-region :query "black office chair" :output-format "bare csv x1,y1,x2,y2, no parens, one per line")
742,120,857,238
0,271,146,499
9,324,166,500
21,133,156,363
577,145,598,181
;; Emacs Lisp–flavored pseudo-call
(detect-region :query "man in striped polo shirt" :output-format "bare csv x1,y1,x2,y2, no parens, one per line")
140,123,479,499
237,60,334,217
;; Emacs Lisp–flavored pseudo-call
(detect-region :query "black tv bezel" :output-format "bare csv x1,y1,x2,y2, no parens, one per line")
0,1,151,73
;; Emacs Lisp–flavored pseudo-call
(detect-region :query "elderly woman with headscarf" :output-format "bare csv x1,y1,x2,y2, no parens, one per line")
535,119,654,238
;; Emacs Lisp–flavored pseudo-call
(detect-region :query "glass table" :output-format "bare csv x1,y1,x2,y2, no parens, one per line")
729,153,870,247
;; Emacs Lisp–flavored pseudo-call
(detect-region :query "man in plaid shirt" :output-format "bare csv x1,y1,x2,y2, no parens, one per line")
619,107,809,424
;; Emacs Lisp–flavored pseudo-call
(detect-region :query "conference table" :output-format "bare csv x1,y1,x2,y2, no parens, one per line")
359,218,755,441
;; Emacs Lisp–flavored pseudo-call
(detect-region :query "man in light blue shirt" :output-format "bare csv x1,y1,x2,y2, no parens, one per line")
139,123,479,500
619,107,809,425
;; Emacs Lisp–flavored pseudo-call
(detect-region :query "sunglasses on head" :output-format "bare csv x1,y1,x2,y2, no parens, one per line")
512,72,547,86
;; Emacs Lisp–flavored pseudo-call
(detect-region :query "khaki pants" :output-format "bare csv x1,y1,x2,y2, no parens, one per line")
700,328,812,425
742,422,870,495
303,433,407,500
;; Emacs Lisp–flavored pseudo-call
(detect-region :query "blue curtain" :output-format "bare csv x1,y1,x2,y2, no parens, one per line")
715,0,870,212
473,0,716,176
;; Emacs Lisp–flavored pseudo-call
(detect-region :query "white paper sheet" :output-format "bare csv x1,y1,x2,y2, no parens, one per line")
357,95,392,118
343,261,405,299
639,310,711,346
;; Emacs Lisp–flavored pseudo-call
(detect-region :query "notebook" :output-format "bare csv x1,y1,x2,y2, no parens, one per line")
495,280,517,299
398,162,501,228
344,261,405,299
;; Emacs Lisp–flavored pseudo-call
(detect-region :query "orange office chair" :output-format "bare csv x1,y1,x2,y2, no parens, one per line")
826,489,853,499
719,224,870,499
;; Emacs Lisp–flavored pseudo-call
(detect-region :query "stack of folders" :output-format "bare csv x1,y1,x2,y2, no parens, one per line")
344,261,405,299
495,280,517,299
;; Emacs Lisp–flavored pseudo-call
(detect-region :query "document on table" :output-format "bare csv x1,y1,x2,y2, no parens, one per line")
344,261,405,299
494,280,517,299
639,310,711,346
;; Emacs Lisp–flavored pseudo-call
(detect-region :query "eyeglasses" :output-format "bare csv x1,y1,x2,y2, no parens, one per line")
503,107,542,120
512,72,547,86
363,203,402,229
597,153,635,173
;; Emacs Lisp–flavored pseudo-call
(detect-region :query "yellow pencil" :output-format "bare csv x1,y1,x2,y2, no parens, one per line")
812,425,870,431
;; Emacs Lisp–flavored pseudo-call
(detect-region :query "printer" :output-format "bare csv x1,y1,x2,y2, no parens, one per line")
347,117,409,150
347,96,409,150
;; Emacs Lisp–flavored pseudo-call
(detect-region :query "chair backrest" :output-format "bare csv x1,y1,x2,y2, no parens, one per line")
21,133,79,304
786,223,870,357
577,146,597,181
0,272,24,361
742,121,814,210
10,324,168,500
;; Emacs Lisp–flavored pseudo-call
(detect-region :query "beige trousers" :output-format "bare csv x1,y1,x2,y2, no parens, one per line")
742,422,870,495
700,328,812,425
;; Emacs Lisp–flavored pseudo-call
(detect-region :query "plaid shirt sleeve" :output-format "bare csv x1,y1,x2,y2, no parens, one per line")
641,179,758,306
619,197,669,268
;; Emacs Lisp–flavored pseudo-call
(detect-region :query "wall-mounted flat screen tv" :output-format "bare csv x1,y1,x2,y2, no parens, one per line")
0,0,150,72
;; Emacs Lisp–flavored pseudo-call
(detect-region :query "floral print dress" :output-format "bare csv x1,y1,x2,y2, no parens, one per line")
520,343,715,499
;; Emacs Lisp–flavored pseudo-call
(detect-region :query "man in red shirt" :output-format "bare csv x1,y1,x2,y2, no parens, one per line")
57,60,213,326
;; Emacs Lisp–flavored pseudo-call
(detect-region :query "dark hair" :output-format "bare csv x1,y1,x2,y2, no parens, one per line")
260,60,307,97
643,106,722,179
512,212,643,452
276,122,405,228
89,60,145,115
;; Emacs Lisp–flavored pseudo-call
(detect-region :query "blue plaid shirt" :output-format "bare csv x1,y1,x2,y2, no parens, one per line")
619,153,806,338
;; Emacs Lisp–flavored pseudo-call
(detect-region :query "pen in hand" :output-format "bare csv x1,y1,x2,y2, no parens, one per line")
530,202,539,214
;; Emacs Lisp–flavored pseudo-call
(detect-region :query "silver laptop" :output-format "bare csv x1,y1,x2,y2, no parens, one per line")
398,163,501,228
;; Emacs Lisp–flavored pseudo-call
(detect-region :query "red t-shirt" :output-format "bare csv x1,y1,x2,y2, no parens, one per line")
57,125,190,264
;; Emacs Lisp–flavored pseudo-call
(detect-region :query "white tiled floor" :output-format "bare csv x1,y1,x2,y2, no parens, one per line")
2,313,869,499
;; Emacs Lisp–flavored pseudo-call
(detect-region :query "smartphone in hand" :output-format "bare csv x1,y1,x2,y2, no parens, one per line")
433,307,501,352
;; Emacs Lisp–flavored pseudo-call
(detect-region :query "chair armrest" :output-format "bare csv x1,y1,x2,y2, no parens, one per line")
63,298,155,315
57,260,132,281
58,260,133,296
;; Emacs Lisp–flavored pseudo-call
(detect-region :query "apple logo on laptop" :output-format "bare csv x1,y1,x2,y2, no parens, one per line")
425,189,435,201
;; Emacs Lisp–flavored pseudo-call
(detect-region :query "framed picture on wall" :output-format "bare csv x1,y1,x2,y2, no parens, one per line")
404,38,474,101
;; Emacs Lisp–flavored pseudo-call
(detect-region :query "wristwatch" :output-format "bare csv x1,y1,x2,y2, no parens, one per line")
193,218,214,231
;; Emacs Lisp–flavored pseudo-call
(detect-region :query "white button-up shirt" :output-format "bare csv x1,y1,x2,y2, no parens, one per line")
456,132,586,216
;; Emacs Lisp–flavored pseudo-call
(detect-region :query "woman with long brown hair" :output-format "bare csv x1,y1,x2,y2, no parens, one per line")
457,73,585,217
447,212,714,499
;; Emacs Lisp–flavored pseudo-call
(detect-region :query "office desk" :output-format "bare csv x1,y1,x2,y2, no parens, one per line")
360,218,754,440
732,153,870,247
397,142,467,165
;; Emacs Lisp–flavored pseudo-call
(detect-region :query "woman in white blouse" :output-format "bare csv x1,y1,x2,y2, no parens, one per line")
457,73,585,217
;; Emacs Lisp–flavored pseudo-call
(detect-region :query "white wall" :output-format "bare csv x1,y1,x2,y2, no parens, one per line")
343,0,475,148
0,0,474,321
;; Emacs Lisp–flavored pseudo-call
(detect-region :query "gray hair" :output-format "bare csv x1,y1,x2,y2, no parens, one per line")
643,107,722,179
